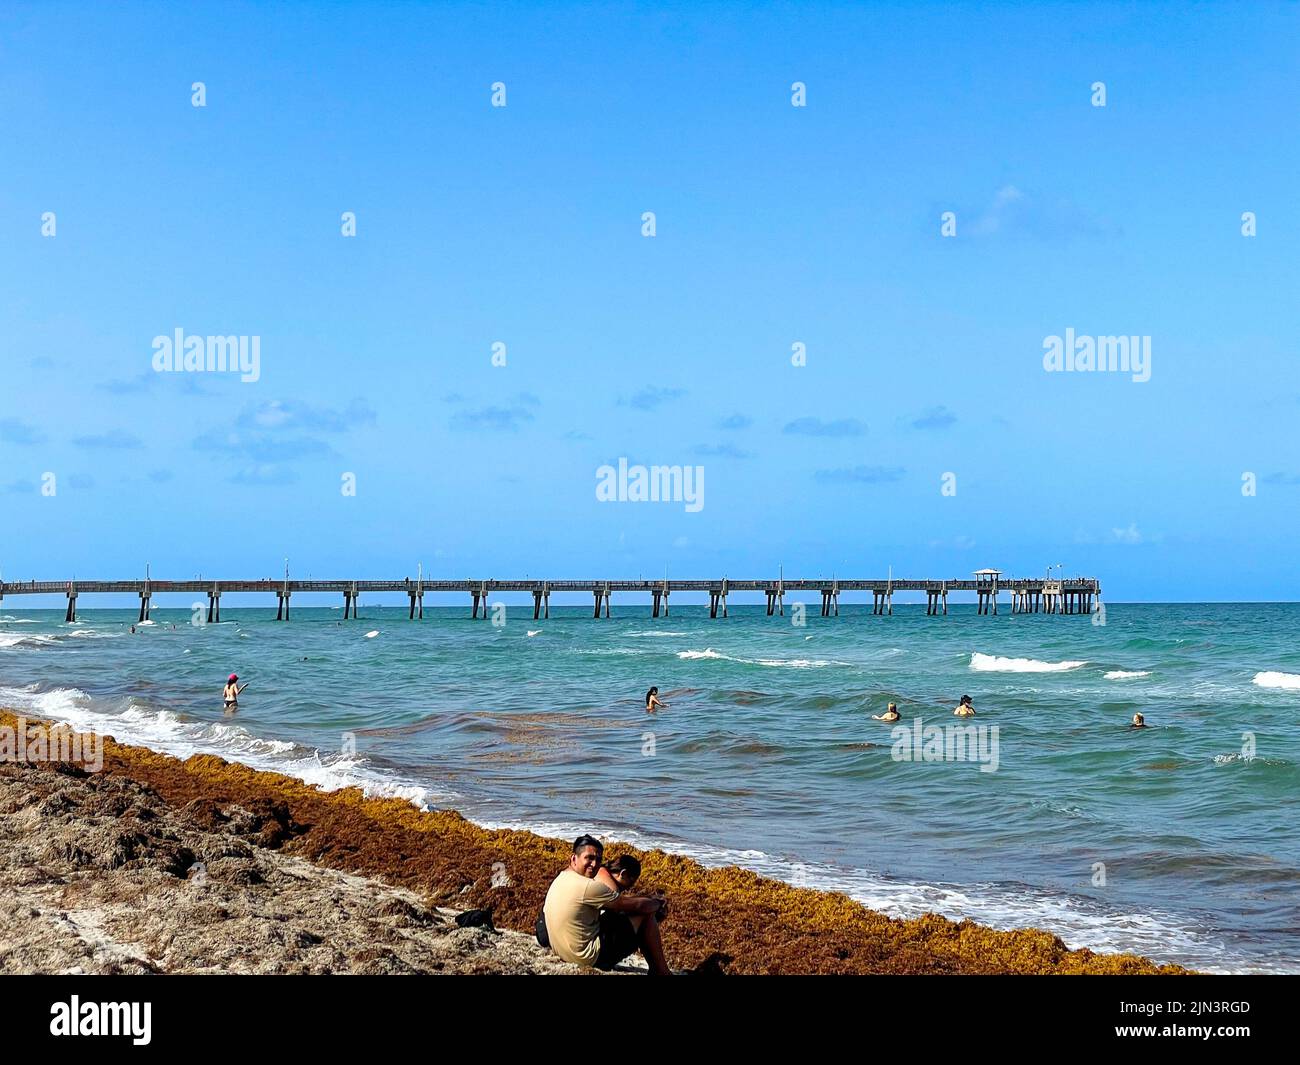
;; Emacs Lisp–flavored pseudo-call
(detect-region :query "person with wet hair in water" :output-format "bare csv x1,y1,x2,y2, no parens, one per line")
954,694,975,717
1131,712,1147,729
872,702,900,722
645,686,668,713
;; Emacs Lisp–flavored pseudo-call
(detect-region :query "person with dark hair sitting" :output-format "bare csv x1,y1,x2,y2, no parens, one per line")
536,834,672,974
599,854,668,923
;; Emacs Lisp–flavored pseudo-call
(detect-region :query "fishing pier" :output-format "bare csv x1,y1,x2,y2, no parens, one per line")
0,571,1101,621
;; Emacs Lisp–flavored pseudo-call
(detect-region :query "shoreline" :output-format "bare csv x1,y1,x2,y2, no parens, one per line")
0,709,1188,975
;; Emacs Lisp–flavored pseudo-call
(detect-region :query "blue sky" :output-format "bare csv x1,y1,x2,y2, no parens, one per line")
2,0,1298,602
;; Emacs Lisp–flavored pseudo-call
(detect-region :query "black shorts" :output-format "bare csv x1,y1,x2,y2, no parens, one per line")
594,910,641,971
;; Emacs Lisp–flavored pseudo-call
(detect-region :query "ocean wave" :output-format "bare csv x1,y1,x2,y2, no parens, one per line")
0,632,60,649
676,648,846,668
969,653,1087,673
0,683,445,809
0,628,126,649
1252,671,1300,691
627,630,689,637
1104,670,1151,680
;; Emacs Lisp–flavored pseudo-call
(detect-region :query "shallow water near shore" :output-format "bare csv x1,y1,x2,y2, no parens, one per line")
3,600,1298,973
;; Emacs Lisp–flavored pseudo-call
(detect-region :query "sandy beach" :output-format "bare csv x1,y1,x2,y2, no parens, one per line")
0,709,1188,975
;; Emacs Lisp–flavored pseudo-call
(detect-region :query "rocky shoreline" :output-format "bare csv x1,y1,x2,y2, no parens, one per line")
0,710,1188,975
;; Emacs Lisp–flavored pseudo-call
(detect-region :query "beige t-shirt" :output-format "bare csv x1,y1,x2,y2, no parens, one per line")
543,868,618,965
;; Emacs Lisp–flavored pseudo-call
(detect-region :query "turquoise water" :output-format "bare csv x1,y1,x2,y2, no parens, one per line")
2,600,1298,972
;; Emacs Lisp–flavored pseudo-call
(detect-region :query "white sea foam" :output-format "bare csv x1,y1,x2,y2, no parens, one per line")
0,683,446,809
675,648,845,668
1252,671,1300,691
0,632,59,649
526,630,542,637
627,630,689,638
1104,670,1151,680
969,653,1086,673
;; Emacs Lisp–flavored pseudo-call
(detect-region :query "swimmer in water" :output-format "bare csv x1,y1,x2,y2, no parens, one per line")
1131,712,1147,729
645,687,667,713
223,673,247,712
954,694,976,717
872,702,900,722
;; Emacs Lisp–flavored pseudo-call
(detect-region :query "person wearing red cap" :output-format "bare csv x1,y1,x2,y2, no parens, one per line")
223,673,247,712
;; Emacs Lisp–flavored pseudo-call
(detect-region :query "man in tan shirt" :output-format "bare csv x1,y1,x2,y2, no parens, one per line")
539,834,671,974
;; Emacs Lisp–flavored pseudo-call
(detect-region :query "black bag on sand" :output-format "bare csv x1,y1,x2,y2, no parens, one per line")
456,908,496,931
535,907,550,948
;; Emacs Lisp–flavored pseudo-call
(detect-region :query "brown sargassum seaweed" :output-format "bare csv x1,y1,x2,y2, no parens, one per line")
1,711,1189,974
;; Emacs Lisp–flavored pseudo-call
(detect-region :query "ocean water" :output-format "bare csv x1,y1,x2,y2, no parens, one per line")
2,600,1298,973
